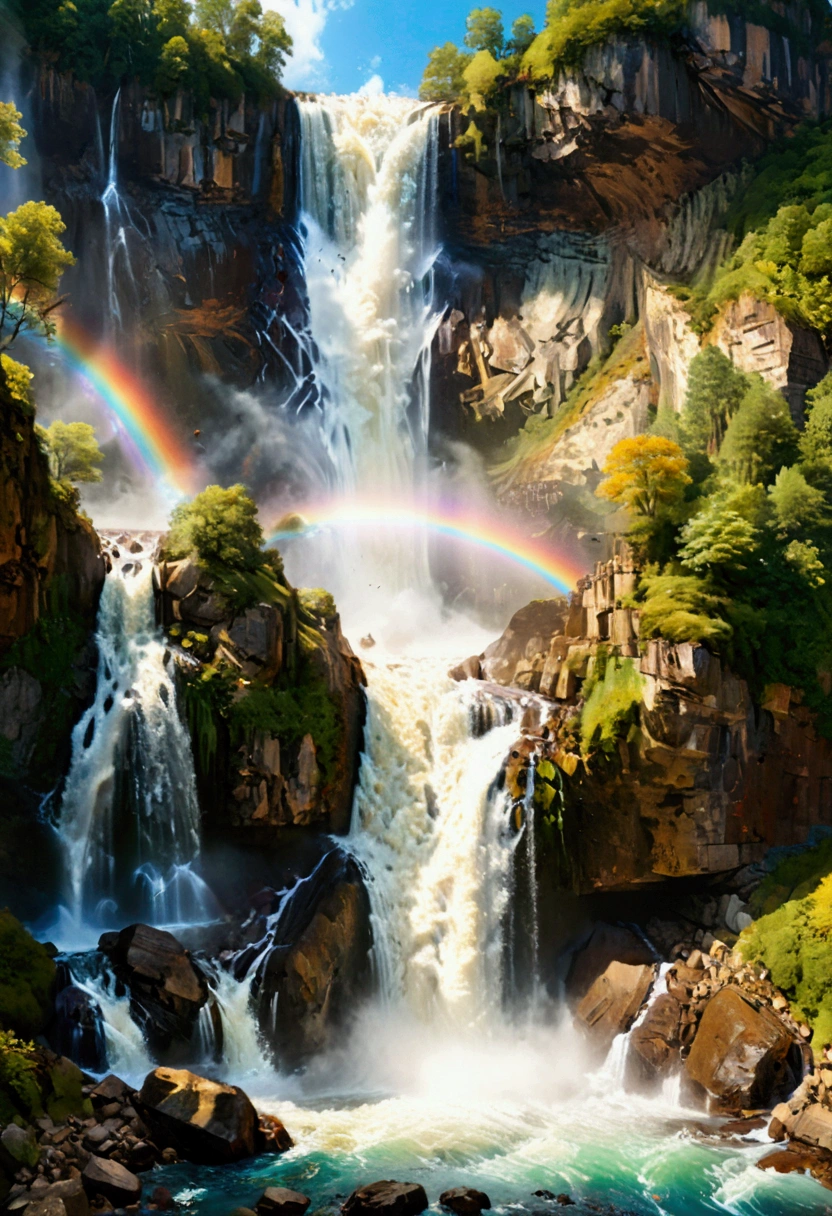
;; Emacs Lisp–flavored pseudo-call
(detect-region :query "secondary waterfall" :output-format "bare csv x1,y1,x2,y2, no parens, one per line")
292,96,441,602
54,537,217,944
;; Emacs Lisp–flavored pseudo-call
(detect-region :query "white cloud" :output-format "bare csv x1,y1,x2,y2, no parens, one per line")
356,72,384,96
264,0,353,89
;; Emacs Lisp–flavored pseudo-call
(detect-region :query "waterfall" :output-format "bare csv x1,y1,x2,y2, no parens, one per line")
100,88,140,335
291,96,442,603
54,537,218,945
347,657,528,1027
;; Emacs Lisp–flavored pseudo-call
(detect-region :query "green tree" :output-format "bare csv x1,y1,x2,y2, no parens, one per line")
194,0,233,36
718,378,800,485
156,34,191,94
682,346,748,455
507,12,535,54
678,500,760,577
227,0,260,57
419,42,472,101
634,572,732,647
801,372,832,462
165,483,264,571
0,103,26,170
464,6,504,56
152,0,190,39
41,421,104,483
255,10,291,74
596,434,691,517
464,49,503,104
0,201,76,352
768,464,827,536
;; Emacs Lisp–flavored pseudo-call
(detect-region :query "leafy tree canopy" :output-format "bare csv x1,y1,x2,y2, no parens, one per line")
717,377,800,485
0,103,26,170
464,6,505,55
40,421,104,484
682,345,747,455
164,483,264,571
0,201,76,354
597,434,691,517
420,42,473,102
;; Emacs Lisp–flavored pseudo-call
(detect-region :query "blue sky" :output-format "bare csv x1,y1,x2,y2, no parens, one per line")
267,0,547,94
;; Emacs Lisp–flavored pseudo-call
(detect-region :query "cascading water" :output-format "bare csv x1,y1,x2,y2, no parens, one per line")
289,96,441,604
101,89,141,335
53,536,218,945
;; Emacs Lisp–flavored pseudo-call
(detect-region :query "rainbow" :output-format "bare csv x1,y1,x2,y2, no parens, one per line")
45,318,197,495
267,499,586,594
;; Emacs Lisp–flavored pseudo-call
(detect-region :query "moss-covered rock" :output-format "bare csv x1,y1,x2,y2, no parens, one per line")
0,912,55,1039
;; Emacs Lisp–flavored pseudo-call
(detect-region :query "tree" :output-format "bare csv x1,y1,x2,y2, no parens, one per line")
255,10,292,75
768,465,827,535
41,421,104,483
596,435,691,517
0,103,26,170
464,6,504,56
718,378,800,485
682,346,748,455
165,484,264,571
227,0,261,57
156,35,191,94
507,13,535,54
463,49,503,105
194,0,234,36
152,0,190,40
0,202,76,353
801,373,832,462
419,42,472,102
679,500,760,576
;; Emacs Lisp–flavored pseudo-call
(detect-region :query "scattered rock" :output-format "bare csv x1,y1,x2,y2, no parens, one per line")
81,1158,141,1207
255,1188,310,1216
439,1188,491,1214
137,1068,269,1164
342,1182,429,1216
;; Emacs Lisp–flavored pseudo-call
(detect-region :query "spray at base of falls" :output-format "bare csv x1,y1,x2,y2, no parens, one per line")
54,539,219,948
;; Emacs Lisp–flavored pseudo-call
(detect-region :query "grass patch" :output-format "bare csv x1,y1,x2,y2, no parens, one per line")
579,653,645,755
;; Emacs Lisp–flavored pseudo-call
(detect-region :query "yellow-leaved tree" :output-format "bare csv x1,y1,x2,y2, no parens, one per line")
596,435,691,517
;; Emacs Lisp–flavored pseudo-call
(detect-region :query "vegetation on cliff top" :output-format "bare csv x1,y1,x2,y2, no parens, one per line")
14,0,292,108
597,347,832,724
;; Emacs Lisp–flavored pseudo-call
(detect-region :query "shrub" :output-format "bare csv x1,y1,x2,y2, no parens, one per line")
164,483,264,572
634,572,732,647
0,911,55,1038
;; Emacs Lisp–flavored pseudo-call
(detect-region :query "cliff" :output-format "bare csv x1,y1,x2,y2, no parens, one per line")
459,560,832,894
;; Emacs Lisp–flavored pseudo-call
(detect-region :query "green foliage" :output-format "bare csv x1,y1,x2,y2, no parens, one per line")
0,912,55,1039
40,420,103,484
1,355,34,414
0,201,75,355
579,655,644,755
463,49,504,106
678,498,760,578
164,483,264,573
0,103,26,170
749,837,832,918
634,572,732,647
228,666,338,783
802,372,832,462
507,13,536,53
181,664,233,772
717,377,799,485
0,1032,41,1128
298,588,336,619
522,0,686,83
682,346,747,454
464,6,504,55
13,0,291,107
597,434,691,517
768,464,827,536
740,871,832,1051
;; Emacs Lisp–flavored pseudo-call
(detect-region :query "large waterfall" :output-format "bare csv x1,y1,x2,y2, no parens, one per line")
54,538,217,945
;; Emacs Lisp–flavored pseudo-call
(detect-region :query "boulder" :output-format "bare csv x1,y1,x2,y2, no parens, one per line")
1,1124,39,1168
22,1197,67,1216
479,599,569,688
342,1183,429,1216
256,1189,310,1216
41,1177,90,1216
575,961,655,1051
625,993,682,1088
99,924,207,1056
89,1075,130,1105
566,924,657,1002
685,987,795,1112
790,1104,832,1153
439,1189,491,1214
137,1067,277,1164
81,1158,141,1207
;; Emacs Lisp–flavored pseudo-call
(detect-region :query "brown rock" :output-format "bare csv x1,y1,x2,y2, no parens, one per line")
575,961,655,1051
566,924,657,1002
626,993,682,1088
255,1188,310,1216
258,1115,293,1153
90,1077,129,1106
81,1159,141,1207
342,1183,428,1216
685,987,795,1112
439,1188,491,1214
479,599,569,688
137,1068,263,1164
41,1178,90,1216
791,1104,832,1153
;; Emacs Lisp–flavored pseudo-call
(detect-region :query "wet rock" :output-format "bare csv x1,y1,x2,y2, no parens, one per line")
448,656,481,682
137,1067,275,1164
439,1188,491,1214
479,599,569,688
575,961,655,1051
99,924,207,1057
258,1114,293,1153
342,1182,429,1216
255,1188,310,1216
626,993,682,1088
41,1177,90,1216
1,1126,39,1169
89,1076,130,1106
22,1196,67,1216
566,924,657,1002
81,1158,141,1207
150,1187,177,1211
685,987,795,1112
226,605,283,676
51,986,108,1074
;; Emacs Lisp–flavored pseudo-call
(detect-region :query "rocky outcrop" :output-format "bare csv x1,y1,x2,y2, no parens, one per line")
136,1067,290,1164
156,557,365,836
575,960,656,1052
470,559,832,892
98,924,209,1060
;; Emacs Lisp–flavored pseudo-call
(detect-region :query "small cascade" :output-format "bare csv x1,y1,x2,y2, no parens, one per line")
100,89,141,334
290,96,442,604
595,963,677,1097
346,658,529,1027
54,537,219,944
63,955,154,1084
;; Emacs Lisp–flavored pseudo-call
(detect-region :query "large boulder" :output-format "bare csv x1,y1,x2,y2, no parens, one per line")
342,1183,428,1216
478,599,569,690
256,1189,310,1216
137,1067,290,1164
685,987,795,1112
81,1158,142,1207
566,923,658,1002
574,961,655,1051
99,924,207,1057
625,993,682,1089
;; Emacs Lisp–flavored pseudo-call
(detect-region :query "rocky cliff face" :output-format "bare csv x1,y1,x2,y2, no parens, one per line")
459,560,832,894
0,374,105,918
